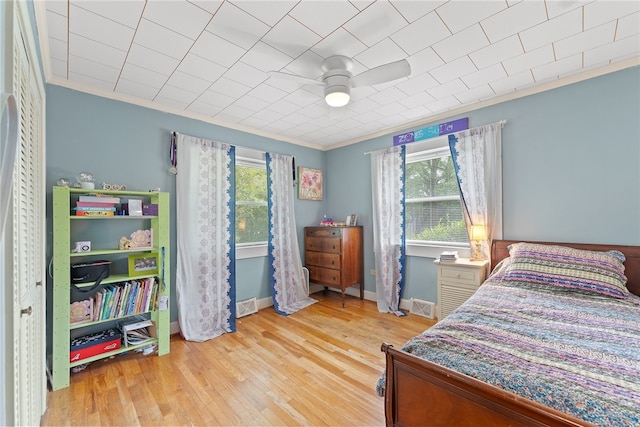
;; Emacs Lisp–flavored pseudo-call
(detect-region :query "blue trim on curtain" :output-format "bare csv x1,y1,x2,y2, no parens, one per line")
228,146,237,331
398,145,407,314
265,153,287,315
448,134,472,223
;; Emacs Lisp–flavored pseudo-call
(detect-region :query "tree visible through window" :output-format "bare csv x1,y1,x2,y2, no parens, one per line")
235,161,268,244
405,148,469,245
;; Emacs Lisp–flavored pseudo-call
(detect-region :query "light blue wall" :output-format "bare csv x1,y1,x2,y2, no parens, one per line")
46,66,640,317
45,86,326,320
325,66,640,304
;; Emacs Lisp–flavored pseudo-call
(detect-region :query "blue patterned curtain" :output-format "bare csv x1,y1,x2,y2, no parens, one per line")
448,122,503,260
371,145,406,315
175,133,236,341
267,153,316,315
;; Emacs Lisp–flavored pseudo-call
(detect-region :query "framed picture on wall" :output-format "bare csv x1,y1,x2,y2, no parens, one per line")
298,167,323,200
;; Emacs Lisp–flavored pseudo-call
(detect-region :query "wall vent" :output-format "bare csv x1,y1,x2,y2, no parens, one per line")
236,297,258,318
410,298,436,319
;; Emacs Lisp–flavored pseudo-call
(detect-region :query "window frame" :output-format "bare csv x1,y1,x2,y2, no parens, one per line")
235,147,268,259
404,137,471,259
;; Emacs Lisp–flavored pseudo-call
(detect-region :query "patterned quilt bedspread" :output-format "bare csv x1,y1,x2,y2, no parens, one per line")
376,271,640,426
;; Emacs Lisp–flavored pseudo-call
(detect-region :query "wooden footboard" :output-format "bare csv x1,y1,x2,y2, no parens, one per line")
381,343,589,427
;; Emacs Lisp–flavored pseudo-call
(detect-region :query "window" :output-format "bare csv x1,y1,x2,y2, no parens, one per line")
235,149,268,259
405,138,470,258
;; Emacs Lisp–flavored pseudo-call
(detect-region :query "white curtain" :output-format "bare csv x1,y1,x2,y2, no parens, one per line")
267,153,316,315
175,133,236,341
371,146,406,316
448,122,503,260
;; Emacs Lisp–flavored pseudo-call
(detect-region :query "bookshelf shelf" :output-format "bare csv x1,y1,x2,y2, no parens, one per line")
51,186,171,390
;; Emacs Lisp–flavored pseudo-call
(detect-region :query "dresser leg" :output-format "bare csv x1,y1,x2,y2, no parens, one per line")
360,283,364,300
341,291,346,308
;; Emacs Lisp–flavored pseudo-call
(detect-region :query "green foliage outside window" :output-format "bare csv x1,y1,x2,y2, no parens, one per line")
405,154,469,244
236,163,268,244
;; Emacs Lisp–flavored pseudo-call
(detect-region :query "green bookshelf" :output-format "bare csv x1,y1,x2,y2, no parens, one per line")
51,186,171,390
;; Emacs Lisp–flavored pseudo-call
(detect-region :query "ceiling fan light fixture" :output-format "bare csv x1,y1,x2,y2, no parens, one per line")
324,85,350,107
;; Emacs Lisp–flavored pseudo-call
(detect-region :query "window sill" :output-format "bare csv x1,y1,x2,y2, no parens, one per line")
237,243,267,259
406,242,471,259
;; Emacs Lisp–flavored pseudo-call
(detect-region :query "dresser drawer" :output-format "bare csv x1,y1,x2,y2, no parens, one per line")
305,227,342,238
439,265,483,285
308,266,341,286
305,251,341,269
305,236,341,254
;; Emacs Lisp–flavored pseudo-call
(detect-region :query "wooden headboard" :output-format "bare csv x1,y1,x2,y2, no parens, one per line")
491,240,640,296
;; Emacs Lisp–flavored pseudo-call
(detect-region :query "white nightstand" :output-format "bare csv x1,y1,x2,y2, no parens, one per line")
435,258,490,320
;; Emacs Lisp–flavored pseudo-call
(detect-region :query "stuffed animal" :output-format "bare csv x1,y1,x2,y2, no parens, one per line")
118,236,131,250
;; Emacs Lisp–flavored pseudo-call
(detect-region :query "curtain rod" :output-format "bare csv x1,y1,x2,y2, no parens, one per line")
172,131,290,158
363,120,507,155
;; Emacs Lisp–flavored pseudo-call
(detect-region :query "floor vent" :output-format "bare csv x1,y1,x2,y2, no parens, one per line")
410,298,435,319
236,297,258,318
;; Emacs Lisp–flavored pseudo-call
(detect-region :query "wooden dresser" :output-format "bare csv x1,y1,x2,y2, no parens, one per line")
304,226,364,307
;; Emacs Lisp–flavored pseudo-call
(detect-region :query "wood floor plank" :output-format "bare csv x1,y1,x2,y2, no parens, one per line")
41,291,433,426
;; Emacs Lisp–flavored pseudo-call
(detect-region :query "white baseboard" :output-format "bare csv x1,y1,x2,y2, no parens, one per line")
169,287,431,334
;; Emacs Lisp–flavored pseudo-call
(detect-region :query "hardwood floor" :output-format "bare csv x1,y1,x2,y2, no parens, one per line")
41,291,434,426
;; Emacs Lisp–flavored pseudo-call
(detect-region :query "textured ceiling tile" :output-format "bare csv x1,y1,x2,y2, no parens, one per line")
126,43,179,76
69,4,135,50
369,87,407,105
46,9,68,41
454,84,496,104
69,33,127,69
398,91,436,109
187,100,224,117
50,57,67,78
134,19,194,60
205,2,270,49
262,16,321,58
429,56,477,84
46,0,68,17
428,79,468,99
68,71,116,91
545,0,589,19
190,31,247,68
533,54,583,81
156,84,200,105
390,0,444,23
407,48,445,75
115,77,158,101
144,0,212,40
266,99,303,116
165,70,212,94
584,36,640,66
70,0,144,28
224,61,267,87
391,12,450,56
69,55,119,84
119,62,168,89
197,89,236,108
395,71,440,94
519,9,582,52
208,77,251,98
481,0,547,43
177,53,227,83
437,0,506,34
187,0,224,15
469,35,523,69
343,1,408,47
584,1,640,30
311,28,368,60
554,21,617,59
432,24,489,63
617,12,640,40
48,37,67,61
490,70,535,93
289,1,359,37
502,45,554,75
283,88,319,107
461,64,507,89
228,0,297,26
241,41,294,73
247,84,288,103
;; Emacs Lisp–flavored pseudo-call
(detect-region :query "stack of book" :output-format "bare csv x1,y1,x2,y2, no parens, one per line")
93,278,159,321
73,195,121,216
439,251,459,263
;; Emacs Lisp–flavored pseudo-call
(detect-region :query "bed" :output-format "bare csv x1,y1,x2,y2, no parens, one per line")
378,240,640,426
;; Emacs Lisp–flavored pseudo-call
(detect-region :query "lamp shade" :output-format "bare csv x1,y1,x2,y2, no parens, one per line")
470,225,486,241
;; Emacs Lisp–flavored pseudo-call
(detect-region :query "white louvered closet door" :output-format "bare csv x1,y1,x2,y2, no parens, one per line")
10,9,46,426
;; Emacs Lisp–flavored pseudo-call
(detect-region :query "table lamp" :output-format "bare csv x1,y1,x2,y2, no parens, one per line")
470,225,486,261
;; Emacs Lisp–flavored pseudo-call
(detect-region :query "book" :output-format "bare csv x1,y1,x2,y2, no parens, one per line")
74,206,116,211
439,251,459,263
75,210,115,216
78,195,120,203
76,201,117,208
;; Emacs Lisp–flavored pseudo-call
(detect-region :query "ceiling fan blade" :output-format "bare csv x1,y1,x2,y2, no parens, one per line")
351,59,411,87
267,71,322,86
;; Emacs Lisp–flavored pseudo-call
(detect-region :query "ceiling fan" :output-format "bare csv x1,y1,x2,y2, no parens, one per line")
268,55,411,108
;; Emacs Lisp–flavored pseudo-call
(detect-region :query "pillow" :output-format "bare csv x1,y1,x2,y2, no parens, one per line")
504,242,629,299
